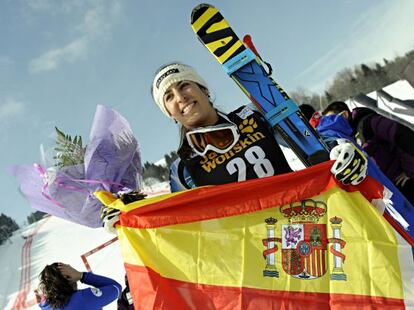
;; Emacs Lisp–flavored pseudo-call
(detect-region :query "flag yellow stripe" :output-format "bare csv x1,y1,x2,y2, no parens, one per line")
118,186,406,299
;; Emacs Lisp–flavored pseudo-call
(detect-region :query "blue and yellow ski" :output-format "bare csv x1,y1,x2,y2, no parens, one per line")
191,3,330,166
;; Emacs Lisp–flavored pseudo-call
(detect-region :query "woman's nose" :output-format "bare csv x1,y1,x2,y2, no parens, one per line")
174,89,187,103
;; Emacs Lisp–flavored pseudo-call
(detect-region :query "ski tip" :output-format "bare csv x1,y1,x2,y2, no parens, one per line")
191,3,213,24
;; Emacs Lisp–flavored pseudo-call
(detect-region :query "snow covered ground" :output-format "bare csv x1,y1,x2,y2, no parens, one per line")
0,181,170,310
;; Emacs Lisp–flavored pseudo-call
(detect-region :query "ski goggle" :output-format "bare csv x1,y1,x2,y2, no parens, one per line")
186,123,240,156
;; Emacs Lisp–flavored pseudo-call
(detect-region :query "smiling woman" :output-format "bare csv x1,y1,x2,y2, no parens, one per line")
150,63,368,193
150,62,294,189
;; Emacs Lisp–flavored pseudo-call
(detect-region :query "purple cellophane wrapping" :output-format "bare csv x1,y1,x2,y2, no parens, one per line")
10,105,142,228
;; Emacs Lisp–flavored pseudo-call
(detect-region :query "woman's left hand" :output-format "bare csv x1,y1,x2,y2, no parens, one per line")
58,263,83,282
330,139,367,186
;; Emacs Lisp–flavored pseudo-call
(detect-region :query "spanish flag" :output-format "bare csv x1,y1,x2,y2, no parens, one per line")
96,161,414,309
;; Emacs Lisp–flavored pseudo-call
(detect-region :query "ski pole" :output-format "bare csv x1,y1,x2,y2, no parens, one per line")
243,34,272,76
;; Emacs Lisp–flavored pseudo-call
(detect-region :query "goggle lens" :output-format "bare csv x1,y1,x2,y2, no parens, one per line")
187,125,238,155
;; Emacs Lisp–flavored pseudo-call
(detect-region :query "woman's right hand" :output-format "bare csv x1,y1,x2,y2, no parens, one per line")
58,263,83,282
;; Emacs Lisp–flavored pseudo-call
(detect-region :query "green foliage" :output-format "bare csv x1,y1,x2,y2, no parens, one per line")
142,151,179,182
0,213,19,245
142,161,168,182
323,48,414,104
27,211,47,225
292,47,414,110
290,87,326,112
164,151,179,168
54,127,86,168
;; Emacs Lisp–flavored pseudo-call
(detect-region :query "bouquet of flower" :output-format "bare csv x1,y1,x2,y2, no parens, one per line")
10,105,142,228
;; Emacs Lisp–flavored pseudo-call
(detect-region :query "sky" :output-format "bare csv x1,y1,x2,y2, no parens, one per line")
1,0,414,225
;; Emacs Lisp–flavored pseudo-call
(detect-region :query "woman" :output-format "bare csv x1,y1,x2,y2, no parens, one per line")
151,63,367,189
37,263,121,309
152,62,294,188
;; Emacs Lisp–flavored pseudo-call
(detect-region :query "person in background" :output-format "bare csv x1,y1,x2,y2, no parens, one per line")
298,104,315,121
320,101,414,205
298,103,321,128
37,262,121,310
117,274,134,310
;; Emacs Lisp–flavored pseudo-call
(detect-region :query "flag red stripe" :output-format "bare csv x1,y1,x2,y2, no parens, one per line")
125,263,405,309
311,248,316,276
322,249,326,276
120,161,386,229
316,249,321,277
121,162,339,229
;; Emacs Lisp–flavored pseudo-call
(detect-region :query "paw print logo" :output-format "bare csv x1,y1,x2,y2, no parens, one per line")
239,118,257,133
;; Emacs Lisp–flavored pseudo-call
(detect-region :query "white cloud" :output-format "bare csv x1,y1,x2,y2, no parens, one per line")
294,0,414,92
0,99,25,120
28,1,123,74
29,37,88,73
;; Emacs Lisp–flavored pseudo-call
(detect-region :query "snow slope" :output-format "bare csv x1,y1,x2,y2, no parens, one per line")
0,182,170,310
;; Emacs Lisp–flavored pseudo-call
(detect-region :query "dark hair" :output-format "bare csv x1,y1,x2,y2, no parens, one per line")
322,101,351,116
38,263,76,308
152,62,220,155
299,104,316,121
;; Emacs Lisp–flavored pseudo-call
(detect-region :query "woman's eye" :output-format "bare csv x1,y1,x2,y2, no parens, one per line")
164,94,172,102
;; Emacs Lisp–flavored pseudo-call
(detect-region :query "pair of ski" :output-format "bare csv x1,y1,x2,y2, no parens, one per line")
190,3,330,167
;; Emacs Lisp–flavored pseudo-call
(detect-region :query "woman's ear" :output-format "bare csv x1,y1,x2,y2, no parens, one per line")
202,88,209,97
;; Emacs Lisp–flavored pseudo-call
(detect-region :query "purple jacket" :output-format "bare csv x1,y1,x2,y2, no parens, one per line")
352,107,414,181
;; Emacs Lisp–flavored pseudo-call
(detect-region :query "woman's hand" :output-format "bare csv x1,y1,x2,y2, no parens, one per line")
34,289,43,304
329,139,367,186
58,263,83,282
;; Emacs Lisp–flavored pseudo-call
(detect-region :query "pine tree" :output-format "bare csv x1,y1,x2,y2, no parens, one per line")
27,211,47,224
0,213,19,245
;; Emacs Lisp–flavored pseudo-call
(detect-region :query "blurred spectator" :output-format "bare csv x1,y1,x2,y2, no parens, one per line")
299,104,321,128
321,101,414,204
37,263,121,309
117,274,134,310
299,104,316,121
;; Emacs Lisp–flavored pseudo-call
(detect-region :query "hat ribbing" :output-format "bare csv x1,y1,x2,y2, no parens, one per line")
152,64,208,118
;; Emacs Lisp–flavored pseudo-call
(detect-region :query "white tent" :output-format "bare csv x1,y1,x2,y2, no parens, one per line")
347,79,414,130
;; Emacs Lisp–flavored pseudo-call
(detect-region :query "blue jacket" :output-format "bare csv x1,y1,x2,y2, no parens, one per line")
39,272,121,310
317,114,414,242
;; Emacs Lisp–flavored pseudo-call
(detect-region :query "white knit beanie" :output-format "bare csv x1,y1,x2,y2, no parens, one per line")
152,63,208,118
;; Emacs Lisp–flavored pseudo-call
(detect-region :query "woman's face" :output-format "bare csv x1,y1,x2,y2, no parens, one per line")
163,81,218,129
